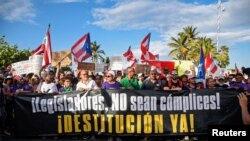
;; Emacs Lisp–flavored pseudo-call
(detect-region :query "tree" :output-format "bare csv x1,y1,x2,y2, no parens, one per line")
183,26,199,42
168,26,230,68
91,41,105,64
168,33,189,60
216,45,230,68
103,57,110,67
0,36,31,67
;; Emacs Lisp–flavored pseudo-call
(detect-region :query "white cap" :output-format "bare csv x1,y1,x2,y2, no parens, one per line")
107,71,115,77
138,73,144,77
6,75,13,79
66,71,72,75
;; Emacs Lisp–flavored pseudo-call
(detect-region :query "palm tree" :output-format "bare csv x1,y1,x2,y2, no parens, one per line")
183,26,199,41
187,37,218,65
91,41,105,64
216,45,230,68
102,57,110,68
168,26,230,68
197,37,217,57
168,33,189,60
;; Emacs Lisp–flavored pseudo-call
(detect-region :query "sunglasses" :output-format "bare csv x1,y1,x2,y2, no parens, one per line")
107,75,112,78
150,73,157,75
81,74,88,76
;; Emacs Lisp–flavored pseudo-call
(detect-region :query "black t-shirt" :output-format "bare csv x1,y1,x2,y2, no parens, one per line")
142,79,162,90
0,84,4,102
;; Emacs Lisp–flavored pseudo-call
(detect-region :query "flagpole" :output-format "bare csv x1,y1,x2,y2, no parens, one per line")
48,24,51,31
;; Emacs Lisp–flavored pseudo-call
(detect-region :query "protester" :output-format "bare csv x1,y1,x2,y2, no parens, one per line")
15,77,33,95
76,70,99,91
187,76,197,89
0,75,5,134
116,70,123,82
245,78,250,92
120,67,140,89
206,78,216,89
39,74,58,94
168,70,182,90
3,76,15,135
31,75,41,93
58,77,74,93
237,93,250,125
102,71,120,90
215,76,229,88
138,73,144,89
227,74,236,85
180,74,189,90
230,73,245,91
95,75,103,89
142,70,162,90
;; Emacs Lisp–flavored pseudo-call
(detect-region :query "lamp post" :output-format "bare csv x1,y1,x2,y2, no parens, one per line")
216,0,222,53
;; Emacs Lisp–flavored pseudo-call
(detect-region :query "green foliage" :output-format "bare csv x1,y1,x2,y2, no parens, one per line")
0,36,31,67
91,41,105,64
61,66,71,72
168,26,230,67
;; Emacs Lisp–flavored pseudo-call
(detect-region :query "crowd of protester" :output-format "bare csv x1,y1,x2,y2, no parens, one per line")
0,64,250,139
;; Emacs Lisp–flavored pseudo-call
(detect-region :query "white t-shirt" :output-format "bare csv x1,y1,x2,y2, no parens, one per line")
40,82,58,93
76,79,98,90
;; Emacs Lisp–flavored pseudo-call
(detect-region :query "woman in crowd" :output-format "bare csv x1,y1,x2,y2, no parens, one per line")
76,70,99,91
15,77,33,95
180,75,189,90
102,71,120,90
3,76,15,135
31,74,41,93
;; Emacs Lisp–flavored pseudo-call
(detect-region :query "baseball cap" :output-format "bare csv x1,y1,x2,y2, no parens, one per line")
6,75,13,79
107,71,115,77
138,73,144,77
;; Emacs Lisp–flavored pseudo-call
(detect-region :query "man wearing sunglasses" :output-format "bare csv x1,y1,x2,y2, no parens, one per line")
141,70,162,90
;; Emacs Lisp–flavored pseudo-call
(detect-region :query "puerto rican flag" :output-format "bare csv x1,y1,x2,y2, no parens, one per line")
71,33,92,63
123,46,137,68
140,51,157,63
140,33,150,54
31,44,44,55
31,25,52,68
140,33,159,63
205,52,218,74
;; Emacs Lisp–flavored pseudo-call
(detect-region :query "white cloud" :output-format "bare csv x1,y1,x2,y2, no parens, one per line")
0,0,36,22
92,0,250,57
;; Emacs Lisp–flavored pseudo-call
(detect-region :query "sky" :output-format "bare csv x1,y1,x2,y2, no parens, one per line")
0,0,249,69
